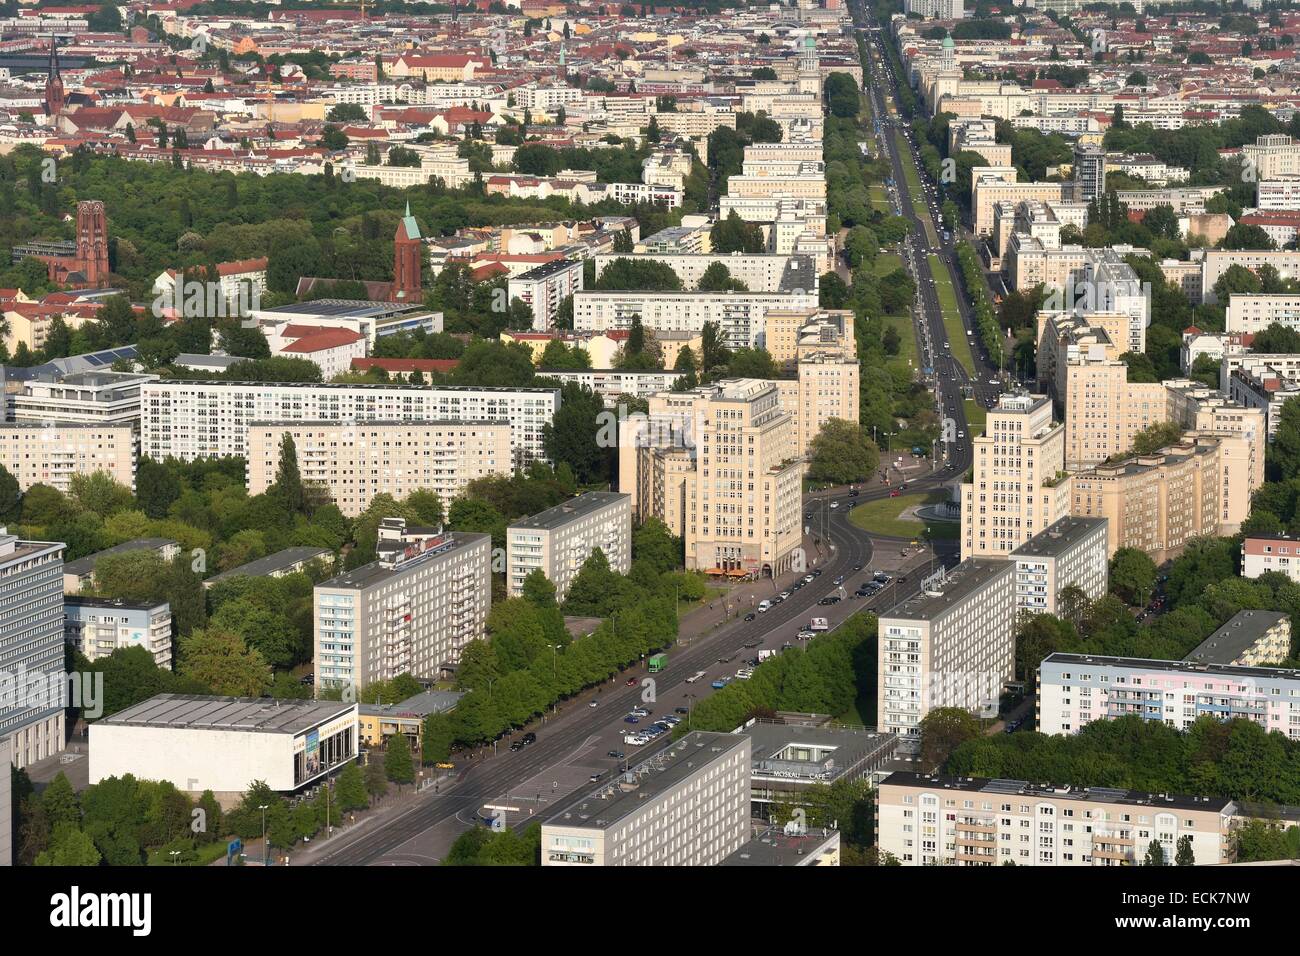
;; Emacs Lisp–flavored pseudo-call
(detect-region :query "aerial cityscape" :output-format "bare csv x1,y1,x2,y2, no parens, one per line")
0,0,1296,894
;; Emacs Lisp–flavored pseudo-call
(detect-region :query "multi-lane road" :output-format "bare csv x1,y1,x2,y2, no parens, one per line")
314,8,985,866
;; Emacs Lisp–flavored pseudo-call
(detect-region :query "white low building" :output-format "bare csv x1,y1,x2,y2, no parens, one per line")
89,694,359,794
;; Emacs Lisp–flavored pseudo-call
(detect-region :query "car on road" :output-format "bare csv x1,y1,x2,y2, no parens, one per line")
890,489,901,497
607,750,625,759
717,654,734,664
804,512,812,520
685,670,707,683
818,596,841,606
736,668,754,680
711,677,732,689
829,501,839,509
803,574,815,584
589,699,599,708
779,590,791,600
674,706,690,715
874,573,891,583
435,762,455,770
757,600,771,613
631,707,649,717
624,715,640,724
744,612,757,622
811,568,823,577
833,575,845,585
849,489,860,497
798,628,816,639
590,771,605,783
625,677,637,686
521,733,536,745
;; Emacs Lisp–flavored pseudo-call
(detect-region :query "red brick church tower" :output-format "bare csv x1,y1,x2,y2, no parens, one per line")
75,200,110,287
391,202,422,302
44,36,65,117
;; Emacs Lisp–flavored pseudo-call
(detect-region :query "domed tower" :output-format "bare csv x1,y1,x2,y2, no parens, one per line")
44,36,65,118
797,34,821,95
942,32,955,72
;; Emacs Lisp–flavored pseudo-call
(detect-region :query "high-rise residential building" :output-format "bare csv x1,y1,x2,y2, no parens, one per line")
0,737,10,865
1038,652,1300,738
140,381,559,469
1226,293,1300,334
506,492,632,599
313,520,491,693
877,559,1016,753
0,423,135,494
1008,516,1109,618
8,370,157,432
1070,438,1222,562
619,380,804,577
540,731,751,866
1243,133,1300,181
0,528,66,769
246,420,512,517
774,349,860,456
875,772,1237,866
63,597,173,668
1073,143,1106,202
960,393,1072,561
507,258,584,331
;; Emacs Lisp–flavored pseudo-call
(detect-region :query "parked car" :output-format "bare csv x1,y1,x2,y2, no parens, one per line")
624,715,640,724
744,612,757,622
674,707,690,715
607,750,625,759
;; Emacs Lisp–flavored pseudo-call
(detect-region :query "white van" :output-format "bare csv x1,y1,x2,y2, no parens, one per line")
757,600,772,613
685,670,707,684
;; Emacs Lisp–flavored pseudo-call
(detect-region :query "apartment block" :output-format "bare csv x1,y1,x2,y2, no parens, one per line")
875,771,1236,866
1039,652,1300,740
1184,610,1291,667
246,420,512,518
1242,532,1300,583
541,732,751,866
0,529,65,770
62,538,181,594
572,289,817,350
877,559,1016,753
618,380,804,577
64,596,172,668
973,176,1065,237
1225,293,1300,334
1202,251,1300,305
1243,133,1300,180
1164,380,1266,532
507,258,584,331
773,350,860,456
592,252,816,295
1009,516,1109,618
763,308,854,367
140,381,559,469
1070,438,1222,563
9,370,157,431
313,520,491,691
0,423,135,494
533,368,687,406
506,492,631,599
960,393,1072,561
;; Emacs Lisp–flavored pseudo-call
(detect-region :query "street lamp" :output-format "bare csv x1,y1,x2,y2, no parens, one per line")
169,850,180,866
259,804,269,867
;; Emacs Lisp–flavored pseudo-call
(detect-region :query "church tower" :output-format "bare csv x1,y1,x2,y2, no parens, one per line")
391,202,422,302
44,36,65,117
75,200,109,287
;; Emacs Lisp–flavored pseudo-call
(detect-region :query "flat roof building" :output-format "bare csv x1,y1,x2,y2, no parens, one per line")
878,559,1016,753
1184,610,1291,668
62,538,180,595
876,771,1237,866
203,547,332,590
1009,516,1109,618
0,529,65,770
540,731,751,866
1038,652,1300,740
89,694,359,794
64,596,172,668
314,520,492,691
506,491,632,600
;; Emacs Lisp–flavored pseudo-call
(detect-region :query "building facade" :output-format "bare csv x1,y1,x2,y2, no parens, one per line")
1009,516,1109,618
506,492,632,599
64,597,172,668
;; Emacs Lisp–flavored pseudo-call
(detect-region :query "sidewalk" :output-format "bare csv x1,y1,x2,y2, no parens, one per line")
287,775,451,866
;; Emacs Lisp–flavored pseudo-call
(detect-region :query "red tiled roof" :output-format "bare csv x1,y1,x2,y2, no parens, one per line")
351,357,460,373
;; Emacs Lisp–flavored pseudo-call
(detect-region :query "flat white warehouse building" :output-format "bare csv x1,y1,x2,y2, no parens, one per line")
89,694,359,794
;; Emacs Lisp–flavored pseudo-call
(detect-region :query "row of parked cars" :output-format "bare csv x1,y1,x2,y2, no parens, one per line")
623,712,681,746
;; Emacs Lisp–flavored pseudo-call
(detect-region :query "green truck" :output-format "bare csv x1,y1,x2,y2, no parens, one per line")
648,653,667,673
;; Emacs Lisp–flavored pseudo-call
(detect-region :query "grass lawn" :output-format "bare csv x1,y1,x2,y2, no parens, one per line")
929,254,975,376
849,491,960,540
963,398,986,435
884,313,917,376
869,182,891,211
872,251,905,277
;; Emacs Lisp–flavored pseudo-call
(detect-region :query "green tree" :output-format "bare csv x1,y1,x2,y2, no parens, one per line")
1110,547,1158,606
807,419,880,486
918,707,982,771
0,462,19,523
177,628,271,696
384,733,416,785
1143,840,1167,866
134,457,180,519
364,759,389,802
335,760,368,811
273,432,305,514
1175,834,1195,865
521,568,558,608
